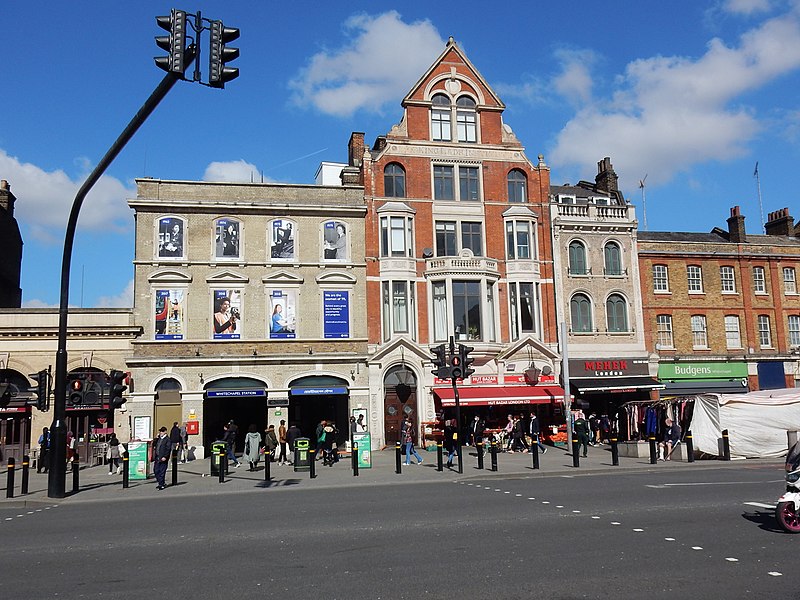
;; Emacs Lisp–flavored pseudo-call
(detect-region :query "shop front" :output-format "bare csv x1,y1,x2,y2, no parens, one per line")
569,357,663,417
658,361,749,396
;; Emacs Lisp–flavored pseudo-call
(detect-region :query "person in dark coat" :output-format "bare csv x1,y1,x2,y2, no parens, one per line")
469,415,485,447
153,426,172,490
528,412,547,454
444,419,457,468
573,414,590,458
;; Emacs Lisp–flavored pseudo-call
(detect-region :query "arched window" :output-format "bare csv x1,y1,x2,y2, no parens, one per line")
604,242,622,275
384,163,406,198
507,169,527,203
570,293,592,333
431,94,451,141
606,294,628,332
568,241,587,275
456,96,477,142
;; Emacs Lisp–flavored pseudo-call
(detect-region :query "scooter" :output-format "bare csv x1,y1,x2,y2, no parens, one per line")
775,441,800,533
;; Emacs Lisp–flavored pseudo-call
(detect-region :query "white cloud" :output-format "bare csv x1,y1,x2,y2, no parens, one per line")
722,0,773,16
96,279,133,308
289,11,444,117
549,7,800,189
21,298,57,309
0,149,133,241
203,160,264,183
552,49,596,106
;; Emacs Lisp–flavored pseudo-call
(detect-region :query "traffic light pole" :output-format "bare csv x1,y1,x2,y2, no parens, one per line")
48,70,184,499
452,375,463,474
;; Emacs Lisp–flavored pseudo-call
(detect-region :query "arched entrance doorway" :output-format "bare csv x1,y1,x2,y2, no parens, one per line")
289,375,349,448
0,368,32,462
383,366,418,444
203,377,267,452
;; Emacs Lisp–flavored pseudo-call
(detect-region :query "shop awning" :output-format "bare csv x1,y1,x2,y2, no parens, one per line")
433,385,565,407
571,377,665,393
661,379,748,395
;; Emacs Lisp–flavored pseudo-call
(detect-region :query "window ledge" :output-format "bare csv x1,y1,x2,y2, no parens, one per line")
654,290,672,295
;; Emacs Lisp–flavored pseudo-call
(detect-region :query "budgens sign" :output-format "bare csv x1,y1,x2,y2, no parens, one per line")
658,362,748,380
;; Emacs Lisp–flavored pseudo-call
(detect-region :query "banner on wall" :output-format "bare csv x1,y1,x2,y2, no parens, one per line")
323,291,350,338
352,431,372,469
213,289,242,340
155,289,185,340
269,289,297,339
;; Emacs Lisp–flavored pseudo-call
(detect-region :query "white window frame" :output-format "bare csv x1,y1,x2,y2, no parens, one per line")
382,280,415,340
506,220,534,260
757,315,772,348
509,281,537,340
789,315,800,347
691,315,708,349
720,266,736,293
724,315,742,349
430,278,496,343
653,265,669,293
753,266,767,294
687,265,703,293
380,215,414,258
656,314,674,349
784,267,797,295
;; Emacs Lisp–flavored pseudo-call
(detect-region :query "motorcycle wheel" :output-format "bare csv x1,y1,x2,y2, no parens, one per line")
775,501,800,533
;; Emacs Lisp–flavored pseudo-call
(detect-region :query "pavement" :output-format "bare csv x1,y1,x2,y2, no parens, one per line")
0,443,781,507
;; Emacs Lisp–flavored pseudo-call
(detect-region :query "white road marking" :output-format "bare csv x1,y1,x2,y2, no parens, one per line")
692,546,703,550
591,516,600,520
556,505,564,508
515,494,522,497
725,558,739,562
611,522,621,525
504,491,510,494
542,501,550,504
768,572,782,577
572,510,581,513
744,502,775,509
527,497,535,500
633,528,644,532
664,538,675,541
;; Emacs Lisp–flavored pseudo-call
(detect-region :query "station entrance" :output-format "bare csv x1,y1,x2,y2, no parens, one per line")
203,377,268,452
288,375,349,448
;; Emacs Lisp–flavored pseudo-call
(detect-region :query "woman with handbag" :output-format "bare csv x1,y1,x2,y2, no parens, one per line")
402,415,423,466
243,424,262,472
108,433,123,475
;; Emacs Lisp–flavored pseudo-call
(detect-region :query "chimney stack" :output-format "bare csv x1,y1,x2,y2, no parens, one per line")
0,180,15,217
727,205,747,243
765,208,795,236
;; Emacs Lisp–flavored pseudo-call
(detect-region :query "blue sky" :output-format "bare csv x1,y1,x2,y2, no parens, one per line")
2,0,799,308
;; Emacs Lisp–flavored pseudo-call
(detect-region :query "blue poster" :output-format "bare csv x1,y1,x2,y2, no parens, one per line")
213,289,241,340
323,291,350,338
269,289,297,339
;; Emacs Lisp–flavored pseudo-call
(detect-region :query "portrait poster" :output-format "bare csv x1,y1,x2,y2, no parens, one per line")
323,290,350,338
352,407,368,432
213,289,242,340
157,217,184,258
155,289,185,340
215,218,240,259
271,219,295,260
268,289,297,339
323,220,348,261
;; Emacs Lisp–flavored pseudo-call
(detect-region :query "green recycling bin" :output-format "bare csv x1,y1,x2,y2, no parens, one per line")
293,438,311,472
210,440,228,476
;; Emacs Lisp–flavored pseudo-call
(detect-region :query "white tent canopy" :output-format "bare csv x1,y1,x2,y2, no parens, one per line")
689,388,800,458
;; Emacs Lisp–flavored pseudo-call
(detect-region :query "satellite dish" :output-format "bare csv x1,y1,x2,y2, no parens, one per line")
422,248,434,258
541,365,552,375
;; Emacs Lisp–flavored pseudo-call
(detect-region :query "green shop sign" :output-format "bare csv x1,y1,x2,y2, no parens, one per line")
658,362,748,380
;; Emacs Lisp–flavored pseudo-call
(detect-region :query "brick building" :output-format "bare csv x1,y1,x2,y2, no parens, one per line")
346,38,564,443
639,206,800,394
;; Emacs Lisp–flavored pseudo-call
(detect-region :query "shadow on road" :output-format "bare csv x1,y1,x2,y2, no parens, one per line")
741,509,783,533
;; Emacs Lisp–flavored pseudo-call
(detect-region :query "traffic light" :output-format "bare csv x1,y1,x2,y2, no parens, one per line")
459,344,475,379
430,344,449,379
449,353,463,380
68,374,85,406
155,9,189,74
108,369,128,408
29,369,49,412
208,19,240,88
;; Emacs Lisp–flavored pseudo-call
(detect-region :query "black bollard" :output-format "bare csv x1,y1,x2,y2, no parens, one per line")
21,455,30,495
171,453,178,487
6,458,15,498
219,449,226,484
309,449,316,479
122,451,129,488
352,442,359,477
396,441,402,474
72,453,79,494
685,430,694,463
265,454,271,482
611,437,619,466
436,441,443,472
649,435,658,464
722,429,731,461
531,443,539,470
477,441,484,470
456,433,463,475
572,437,580,468
490,440,498,472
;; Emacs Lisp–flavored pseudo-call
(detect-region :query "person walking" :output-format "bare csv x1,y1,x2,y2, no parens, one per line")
402,416,423,465
503,414,514,451
573,413,590,458
153,426,172,490
277,419,288,465
444,419,457,468
223,422,239,468
315,420,327,461
511,415,529,452
169,421,182,457
107,433,123,475
178,422,188,463
264,424,279,462
528,412,547,454
37,427,50,473
469,415,485,448
243,424,262,471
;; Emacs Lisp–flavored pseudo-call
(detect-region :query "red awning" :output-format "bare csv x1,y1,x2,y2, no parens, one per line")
433,385,566,407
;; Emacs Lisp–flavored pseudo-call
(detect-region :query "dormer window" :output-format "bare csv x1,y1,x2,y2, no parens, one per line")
431,94,451,141
456,96,477,142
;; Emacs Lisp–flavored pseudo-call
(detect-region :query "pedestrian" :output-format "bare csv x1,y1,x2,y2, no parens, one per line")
660,418,681,461
599,414,611,443
153,426,172,490
528,412,547,454
107,433,123,475
277,419,288,465
243,424,262,471
511,414,529,452
503,414,514,451
402,415,423,465
573,413,590,458
588,413,600,446
286,422,301,459
469,415,485,448
169,421,182,455
66,431,76,465
265,424,279,462
37,427,50,473
320,422,336,466
444,419,457,467
223,422,239,468
179,422,188,463
315,420,327,460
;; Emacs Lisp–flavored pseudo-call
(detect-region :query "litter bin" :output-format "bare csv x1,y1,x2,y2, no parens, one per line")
210,440,228,476
293,438,311,472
